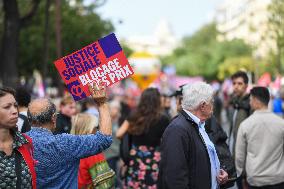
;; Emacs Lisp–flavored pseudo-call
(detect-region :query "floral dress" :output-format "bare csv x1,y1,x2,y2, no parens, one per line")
123,145,161,189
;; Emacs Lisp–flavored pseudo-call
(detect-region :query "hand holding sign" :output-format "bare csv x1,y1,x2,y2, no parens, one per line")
88,81,107,105
54,33,134,101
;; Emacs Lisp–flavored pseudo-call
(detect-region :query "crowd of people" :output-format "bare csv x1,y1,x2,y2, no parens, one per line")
1,70,284,189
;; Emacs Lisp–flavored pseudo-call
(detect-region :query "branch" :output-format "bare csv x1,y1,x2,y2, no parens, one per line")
20,0,40,28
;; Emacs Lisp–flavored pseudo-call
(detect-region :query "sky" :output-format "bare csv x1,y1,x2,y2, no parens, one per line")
97,0,223,39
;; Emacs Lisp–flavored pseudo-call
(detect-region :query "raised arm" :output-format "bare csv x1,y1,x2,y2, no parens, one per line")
88,81,111,136
56,82,113,160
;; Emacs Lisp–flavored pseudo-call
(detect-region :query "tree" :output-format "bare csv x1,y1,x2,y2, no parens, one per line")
42,0,51,78
0,0,114,87
0,0,40,87
217,56,254,80
161,22,252,80
13,0,114,85
268,0,284,74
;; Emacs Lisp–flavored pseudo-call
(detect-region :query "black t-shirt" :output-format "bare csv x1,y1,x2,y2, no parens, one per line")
130,114,170,147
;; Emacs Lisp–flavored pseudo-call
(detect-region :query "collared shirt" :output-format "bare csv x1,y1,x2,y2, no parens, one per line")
17,111,28,132
0,131,32,188
27,127,112,189
184,109,220,189
236,109,284,186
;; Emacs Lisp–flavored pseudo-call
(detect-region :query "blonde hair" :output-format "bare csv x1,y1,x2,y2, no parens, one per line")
60,95,75,106
71,113,99,135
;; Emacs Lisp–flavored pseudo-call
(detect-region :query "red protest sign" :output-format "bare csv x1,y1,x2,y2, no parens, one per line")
54,33,134,101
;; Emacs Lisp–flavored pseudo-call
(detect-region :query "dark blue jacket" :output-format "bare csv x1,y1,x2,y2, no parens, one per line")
158,110,211,189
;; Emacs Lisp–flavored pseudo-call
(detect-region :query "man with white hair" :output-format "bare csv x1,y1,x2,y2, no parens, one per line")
158,82,228,189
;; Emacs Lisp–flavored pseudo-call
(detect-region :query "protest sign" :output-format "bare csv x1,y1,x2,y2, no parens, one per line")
54,33,134,101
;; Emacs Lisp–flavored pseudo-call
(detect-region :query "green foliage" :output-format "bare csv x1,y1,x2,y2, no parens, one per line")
17,0,114,78
161,22,252,80
218,56,254,80
121,43,134,58
268,0,284,47
268,0,284,73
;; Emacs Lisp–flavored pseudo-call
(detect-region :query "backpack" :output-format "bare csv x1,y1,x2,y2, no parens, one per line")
18,114,31,133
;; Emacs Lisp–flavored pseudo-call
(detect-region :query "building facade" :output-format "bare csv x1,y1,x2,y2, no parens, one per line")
123,19,178,56
216,0,275,57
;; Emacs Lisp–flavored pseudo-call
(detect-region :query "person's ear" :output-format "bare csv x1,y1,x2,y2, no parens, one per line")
200,102,206,110
52,113,57,124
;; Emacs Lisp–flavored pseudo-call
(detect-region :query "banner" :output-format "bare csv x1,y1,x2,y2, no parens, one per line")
54,33,134,101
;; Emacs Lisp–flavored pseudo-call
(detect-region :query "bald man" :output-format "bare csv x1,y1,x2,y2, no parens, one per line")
26,83,112,188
